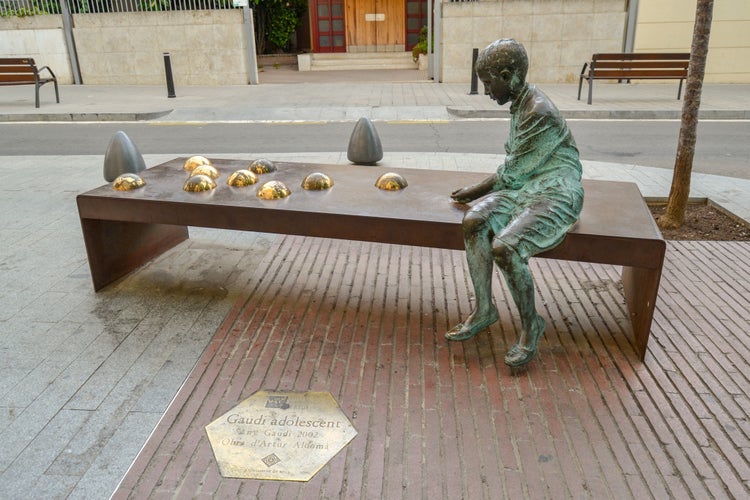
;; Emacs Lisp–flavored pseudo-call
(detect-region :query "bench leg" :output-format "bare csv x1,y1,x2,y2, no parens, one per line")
577,76,584,101
79,218,189,291
587,79,594,105
621,265,663,361
677,79,684,100
35,84,40,108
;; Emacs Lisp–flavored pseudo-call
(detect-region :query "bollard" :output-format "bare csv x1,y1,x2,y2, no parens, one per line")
347,117,383,165
163,52,176,98
469,48,479,95
103,131,146,182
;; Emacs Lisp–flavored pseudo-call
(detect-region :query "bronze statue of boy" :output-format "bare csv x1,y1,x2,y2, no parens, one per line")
446,39,584,368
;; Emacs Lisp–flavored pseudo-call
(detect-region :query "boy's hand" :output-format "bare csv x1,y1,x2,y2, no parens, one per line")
450,185,478,204
451,174,497,204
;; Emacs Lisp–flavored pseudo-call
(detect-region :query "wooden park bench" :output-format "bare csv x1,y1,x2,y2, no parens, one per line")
76,159,666,361
578,52,690,105
0,57,59,108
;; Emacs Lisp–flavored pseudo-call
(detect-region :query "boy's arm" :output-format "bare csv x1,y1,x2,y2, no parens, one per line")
450,174,497,203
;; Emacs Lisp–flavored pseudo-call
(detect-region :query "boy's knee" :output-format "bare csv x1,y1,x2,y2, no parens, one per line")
462,210,489,236
491,239,517,268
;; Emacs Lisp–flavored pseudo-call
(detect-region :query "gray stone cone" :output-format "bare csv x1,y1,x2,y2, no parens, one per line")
347,117,383,165
103,130,147,181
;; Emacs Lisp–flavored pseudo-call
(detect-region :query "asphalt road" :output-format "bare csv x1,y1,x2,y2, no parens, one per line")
2,119,748,179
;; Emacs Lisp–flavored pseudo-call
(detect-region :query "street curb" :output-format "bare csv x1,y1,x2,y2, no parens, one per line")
446,106,750,120
0,110,173,122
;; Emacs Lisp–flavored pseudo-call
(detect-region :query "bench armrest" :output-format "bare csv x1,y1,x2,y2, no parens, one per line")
577,62,590,101
37,65,57,80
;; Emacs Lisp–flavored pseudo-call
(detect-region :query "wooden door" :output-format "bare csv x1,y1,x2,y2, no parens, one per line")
312,0,346,52
346,0,405,50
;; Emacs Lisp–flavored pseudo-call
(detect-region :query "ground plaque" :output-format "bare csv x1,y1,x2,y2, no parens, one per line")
205,390,357,481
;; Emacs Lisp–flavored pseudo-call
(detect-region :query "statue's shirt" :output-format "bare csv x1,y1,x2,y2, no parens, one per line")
498,84,582,193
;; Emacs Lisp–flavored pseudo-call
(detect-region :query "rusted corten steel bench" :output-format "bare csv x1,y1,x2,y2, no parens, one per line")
578,52,690,105
0,57,59,108
77,158,666,360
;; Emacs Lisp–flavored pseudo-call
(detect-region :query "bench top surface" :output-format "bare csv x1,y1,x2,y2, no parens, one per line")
78,158,663,247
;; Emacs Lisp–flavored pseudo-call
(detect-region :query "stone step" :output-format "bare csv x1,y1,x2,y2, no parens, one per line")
306,52,417,71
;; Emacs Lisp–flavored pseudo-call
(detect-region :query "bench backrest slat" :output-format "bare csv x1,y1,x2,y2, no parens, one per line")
590,69,687,79
0,74,38,84
0,66,37,75
0,57,34,65
592,53,690,61
592,60,689,70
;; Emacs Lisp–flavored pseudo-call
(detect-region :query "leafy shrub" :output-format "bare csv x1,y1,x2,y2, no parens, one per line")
412,26,430,62
252,0,307,53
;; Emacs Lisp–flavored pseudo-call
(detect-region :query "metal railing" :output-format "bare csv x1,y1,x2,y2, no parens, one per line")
1,0,236,16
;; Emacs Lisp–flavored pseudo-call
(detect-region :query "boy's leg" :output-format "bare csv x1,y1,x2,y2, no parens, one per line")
445,203,505,340
495,253,546,366
491,204,556,366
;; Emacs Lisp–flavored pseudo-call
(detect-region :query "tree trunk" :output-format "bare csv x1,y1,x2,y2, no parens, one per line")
658,0,714,230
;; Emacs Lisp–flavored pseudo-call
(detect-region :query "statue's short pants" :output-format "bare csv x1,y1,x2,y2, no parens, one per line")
465,175,584,263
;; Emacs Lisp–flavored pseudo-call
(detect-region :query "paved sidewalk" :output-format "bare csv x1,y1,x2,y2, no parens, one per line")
0,70,749,498
1,70,749,122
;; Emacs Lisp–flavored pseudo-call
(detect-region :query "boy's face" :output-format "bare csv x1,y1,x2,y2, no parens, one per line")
476,65,514,106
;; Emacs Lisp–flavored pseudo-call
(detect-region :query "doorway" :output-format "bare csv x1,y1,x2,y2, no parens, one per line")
405,0,428,50
312,0,346,52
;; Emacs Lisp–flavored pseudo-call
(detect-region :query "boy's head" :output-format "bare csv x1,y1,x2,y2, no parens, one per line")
475,39,528,105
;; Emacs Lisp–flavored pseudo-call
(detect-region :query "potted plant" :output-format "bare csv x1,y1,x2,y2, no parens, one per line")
412,26,430,70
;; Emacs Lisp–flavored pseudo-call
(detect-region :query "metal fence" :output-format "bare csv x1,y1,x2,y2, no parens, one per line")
1,0,468,17
0,0,237,16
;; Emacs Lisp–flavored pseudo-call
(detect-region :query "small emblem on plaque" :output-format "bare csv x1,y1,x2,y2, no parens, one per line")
262,453,282,468
266,396,290,409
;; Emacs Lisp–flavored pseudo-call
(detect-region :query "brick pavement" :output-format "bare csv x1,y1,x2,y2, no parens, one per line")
113,235,750,499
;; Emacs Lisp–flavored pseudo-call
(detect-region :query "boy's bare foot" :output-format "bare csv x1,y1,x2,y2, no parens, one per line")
504,315,546,367
445,306,500,341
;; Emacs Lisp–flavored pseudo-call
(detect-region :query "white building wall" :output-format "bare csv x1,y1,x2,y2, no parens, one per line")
634,0,750,83
440,0,627,84
73,11,247,85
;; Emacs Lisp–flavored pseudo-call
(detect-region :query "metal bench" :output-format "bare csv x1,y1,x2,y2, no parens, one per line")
76,158,666,360
578,52,689,105
0,57,59,108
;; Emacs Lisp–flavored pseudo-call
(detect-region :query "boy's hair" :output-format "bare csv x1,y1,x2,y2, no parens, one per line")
476,39,529,82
